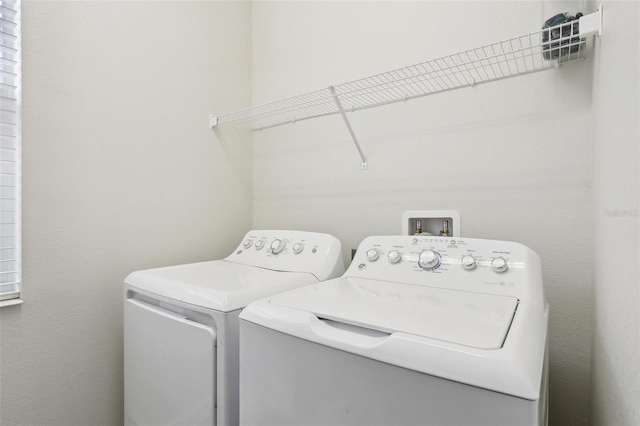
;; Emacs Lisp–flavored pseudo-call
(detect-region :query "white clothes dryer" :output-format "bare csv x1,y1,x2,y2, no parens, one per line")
123,230,344,426
239,235,548,426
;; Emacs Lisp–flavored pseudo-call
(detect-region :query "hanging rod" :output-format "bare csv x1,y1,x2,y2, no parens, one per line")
211,6,603,168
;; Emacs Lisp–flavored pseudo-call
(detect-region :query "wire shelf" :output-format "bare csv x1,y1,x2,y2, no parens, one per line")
211,6,602,169
215,20,591,131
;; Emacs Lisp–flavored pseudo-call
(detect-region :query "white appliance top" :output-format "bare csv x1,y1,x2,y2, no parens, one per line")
241,235,548,400
269,277,518,349
124,230,344,312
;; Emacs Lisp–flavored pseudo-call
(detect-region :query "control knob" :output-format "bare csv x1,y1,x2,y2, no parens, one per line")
388,250,402,264
366,249,380,262
270,239,286,255
255,240,265,250
293,242,304,254
491,257,509,273
461,255,477,270
243,239,253,249
418,249,441,270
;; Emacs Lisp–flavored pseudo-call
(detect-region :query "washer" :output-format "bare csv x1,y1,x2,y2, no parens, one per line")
239,235,548,426
123,230,344,426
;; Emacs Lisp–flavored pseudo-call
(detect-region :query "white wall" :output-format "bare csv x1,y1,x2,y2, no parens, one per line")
1,2,637,425
0,1,252,425
252,2,593,425
590,1,640,425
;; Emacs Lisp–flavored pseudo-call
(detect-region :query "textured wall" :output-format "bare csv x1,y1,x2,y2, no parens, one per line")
0,2,252,425
251,2,593,425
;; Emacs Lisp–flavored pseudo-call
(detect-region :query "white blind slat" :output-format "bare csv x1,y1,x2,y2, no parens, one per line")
0,0,20,302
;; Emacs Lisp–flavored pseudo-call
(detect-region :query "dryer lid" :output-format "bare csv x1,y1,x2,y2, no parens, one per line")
269,277,518,349
125,260,318,312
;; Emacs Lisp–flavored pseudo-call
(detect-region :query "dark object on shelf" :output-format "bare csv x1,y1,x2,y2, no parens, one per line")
542,12,584,60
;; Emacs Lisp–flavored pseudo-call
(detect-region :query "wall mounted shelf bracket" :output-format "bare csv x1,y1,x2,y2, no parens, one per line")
580,4,603,38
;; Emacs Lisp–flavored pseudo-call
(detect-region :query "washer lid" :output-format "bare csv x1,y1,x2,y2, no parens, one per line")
269,277,518,349
125,260,318,312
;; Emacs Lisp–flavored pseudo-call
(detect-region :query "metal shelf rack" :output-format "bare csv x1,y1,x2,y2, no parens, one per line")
211,6,603,169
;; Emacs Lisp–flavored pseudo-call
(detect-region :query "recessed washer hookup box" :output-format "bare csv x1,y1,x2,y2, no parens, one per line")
402,210,461,237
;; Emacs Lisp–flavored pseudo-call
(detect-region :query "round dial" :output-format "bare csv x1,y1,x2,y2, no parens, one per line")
366,249,380,262
418,249,441,270
270,239,286,254
293,242,304,254
255,240,265,250
243,239,253,249
388,250,402,264
491,257,509,273
461,255,477,270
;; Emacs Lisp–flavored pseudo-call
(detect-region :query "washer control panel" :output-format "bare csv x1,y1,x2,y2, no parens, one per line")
347,236,543,300
225,230,345,280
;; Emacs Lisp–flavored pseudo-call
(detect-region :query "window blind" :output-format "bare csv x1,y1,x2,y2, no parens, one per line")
0,0,21,305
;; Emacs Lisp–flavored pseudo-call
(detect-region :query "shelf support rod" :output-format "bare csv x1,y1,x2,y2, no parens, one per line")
329,86,368,170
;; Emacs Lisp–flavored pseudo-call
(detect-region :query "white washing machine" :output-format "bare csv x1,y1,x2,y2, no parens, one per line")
123,230,344,426
239,235,549,426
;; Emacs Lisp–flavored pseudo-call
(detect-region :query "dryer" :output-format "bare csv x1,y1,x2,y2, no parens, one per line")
239,235,548,426
123,230,344,426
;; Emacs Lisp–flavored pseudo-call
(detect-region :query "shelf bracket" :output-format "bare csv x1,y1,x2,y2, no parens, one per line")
210,115,219,129
579,4,603,38
329,86,368,170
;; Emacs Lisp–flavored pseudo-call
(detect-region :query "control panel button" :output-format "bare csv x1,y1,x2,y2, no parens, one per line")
293,242,304,254
255,240,265,250
270,239,286,255
418,249,441,270
491,257,509,273
366,249,380,262
388,250,402,264
461,255,477,270
243,239,253,249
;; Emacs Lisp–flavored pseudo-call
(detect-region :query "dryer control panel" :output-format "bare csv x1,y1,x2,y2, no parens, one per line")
347,236,543,304
225,230,345,280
